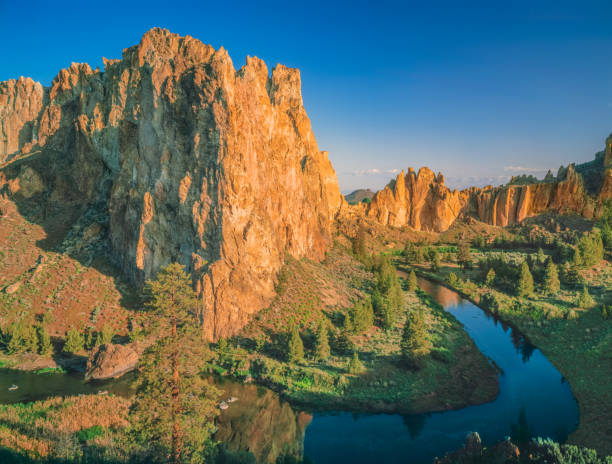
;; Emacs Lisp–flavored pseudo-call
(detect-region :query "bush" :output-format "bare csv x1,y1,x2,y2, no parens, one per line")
77,425,105,442
447,272,458,286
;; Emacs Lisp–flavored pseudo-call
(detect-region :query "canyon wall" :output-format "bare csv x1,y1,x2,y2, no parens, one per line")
0,28,343,339
365,143,612,232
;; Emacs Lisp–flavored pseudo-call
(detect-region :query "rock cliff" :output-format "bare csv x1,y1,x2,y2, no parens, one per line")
0,28,343,339
365,137,612,232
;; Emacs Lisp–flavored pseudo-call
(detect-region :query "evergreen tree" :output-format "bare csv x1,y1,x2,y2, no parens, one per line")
130,263,219,464
348,351,364,374
314,323,330,361
333,328,354,355
38,326,53,356
350,300,374,334
537,248,545,264
287,327,304,363
543,258,560,295
400,309,432,369
447,272,458,286
98,324,114,345
352,225,367,258
576,285,595,309
63,328,84,354
24,325,38,353
84,327,96,350
485,268,496,287
457,239,472,269
407,270,418,292
574,232,604,268
430,250,440,272
7,323,27,354
516,261,534,298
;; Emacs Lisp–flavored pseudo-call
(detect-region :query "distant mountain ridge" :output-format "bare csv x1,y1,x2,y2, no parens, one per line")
344,189,375,204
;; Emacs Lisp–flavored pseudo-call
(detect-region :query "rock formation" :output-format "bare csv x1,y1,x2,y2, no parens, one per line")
0,28,343,339
365,137,612,232
85,343,139,380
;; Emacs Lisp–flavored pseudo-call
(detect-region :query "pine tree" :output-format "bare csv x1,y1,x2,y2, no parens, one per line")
63,328,84,354
407,270,418,292
7,323,26,354
287,327,304,363
98,324,114,345
537,248,545,264
431,250,441,272
348,351,364,374
333,328,354,355
130,263,219,464
516,261,534,297
38,326,53,356
543,258,560,295
447,272,458,286
576,285,595,309
485,268,496,287
24,325,38,353
314,323,330,361
350,300,374,334
401,309,432,369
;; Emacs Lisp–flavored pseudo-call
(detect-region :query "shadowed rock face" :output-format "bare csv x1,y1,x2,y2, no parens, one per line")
365,141,612,232
0,28,343,339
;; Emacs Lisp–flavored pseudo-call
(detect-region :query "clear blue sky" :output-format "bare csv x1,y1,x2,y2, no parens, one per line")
1,0,611,192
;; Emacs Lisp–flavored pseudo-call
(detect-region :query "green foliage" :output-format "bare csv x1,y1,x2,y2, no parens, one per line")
349,299,374,334
447,272,458,286
63,327,84,354
485,268,496,287
537,247,546,263
576,285,596,309
372,255,404,330
599,199,612,250
37,326,53,356
601,305,610,320
347,351,364,374
3,323,39,355
516,261,534,297
314,323,330,361
130,262,219,464
403,242,424,264
543,258,560,295
400,309,432,369
574,231,604,268
456,238,472,269
430,250,440,272
333,328,354,355
407,270,418,292
352,225,367,258
77,425,105,442
287,327,304,363
98,324,114,345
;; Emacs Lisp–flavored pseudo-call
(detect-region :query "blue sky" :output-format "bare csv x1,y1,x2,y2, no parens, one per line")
1,1,611,192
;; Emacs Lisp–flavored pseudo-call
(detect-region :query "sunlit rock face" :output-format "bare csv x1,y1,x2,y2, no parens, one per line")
365,140,612,232
0,28,343,339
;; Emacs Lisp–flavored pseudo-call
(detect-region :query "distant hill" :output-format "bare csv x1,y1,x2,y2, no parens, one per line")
345,189,375,204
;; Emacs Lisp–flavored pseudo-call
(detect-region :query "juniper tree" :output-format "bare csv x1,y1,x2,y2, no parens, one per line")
287,326,304,363
485,268,496,287
516,261,534,298
348,351,364,374
350,300,374,334
352,225,367,258
130,263,218,464
63,328,84,354
457,239,472,269
576,285,595,309
543,258,560,295
407,270,418,292
314,323,330,361
430,250,441,272
401,309,432,369
38,326,53,356
98,324,114,345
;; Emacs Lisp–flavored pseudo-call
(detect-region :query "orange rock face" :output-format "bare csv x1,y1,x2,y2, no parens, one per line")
0,28,342,339
366,162,611,232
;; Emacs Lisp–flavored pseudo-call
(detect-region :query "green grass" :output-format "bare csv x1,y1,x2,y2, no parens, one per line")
34,366,66,375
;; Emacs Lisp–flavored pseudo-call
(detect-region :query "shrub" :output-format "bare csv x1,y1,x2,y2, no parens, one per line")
576,285,595,309
77,425,105,442
485,268,496,287
447,272,458,286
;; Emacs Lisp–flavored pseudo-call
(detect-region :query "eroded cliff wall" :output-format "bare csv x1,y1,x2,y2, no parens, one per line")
0,28,343,339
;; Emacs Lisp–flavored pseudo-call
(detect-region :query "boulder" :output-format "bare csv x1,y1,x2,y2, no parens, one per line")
85,343,139,380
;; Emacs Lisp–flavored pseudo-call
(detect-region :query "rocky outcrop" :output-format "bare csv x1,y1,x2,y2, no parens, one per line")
0,28,343,339
365,140,612,232
85,343,139,380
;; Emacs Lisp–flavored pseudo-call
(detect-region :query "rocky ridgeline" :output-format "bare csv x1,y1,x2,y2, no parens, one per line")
0,28,344,339
364,135,612,232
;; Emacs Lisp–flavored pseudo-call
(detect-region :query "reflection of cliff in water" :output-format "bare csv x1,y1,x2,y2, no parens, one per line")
215,380,312,463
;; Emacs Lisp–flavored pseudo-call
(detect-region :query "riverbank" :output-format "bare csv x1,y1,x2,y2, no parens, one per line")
408,259,612,456
208,248,499,415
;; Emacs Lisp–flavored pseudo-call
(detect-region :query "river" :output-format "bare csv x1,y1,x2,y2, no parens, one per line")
0,278,579,463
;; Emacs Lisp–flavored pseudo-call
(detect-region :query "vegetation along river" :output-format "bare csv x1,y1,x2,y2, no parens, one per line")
0,278,579,463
